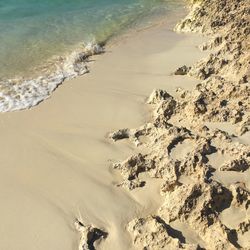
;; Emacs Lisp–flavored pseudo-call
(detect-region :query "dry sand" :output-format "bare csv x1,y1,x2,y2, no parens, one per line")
1,0,249,249
109,0,249,249
0,12,206,250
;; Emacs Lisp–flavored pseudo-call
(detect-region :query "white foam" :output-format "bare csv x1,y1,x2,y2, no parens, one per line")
0,43,104,112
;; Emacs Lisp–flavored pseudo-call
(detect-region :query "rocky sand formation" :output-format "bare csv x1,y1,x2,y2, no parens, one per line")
108,0,250,249
74,218,108,250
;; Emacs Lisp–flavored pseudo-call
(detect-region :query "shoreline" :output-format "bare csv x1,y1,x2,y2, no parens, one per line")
0,0,249,249
0,2,185,113
0,6,206,250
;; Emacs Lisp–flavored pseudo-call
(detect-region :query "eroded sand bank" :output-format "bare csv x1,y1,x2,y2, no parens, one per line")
110,0,249,249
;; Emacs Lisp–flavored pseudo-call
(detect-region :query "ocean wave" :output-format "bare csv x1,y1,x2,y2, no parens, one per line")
0,43,104,112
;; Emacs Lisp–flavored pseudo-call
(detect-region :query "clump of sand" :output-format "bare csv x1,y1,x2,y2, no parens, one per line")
109,0,250,249
74,218,108,250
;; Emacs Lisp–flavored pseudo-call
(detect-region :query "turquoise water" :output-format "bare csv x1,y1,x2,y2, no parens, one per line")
0,0,183,79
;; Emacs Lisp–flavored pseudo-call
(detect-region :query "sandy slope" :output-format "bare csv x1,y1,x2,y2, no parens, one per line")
0,12,206,250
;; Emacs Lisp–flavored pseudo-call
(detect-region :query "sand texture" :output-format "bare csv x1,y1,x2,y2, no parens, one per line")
0,0,249,249
0,10,206,250
110,0,250,249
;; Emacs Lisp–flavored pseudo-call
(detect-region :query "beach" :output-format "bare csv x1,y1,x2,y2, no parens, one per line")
0,0,249,249
0,10,204,250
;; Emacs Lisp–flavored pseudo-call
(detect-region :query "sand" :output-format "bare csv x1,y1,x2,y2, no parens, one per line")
110,1,249,249
0,12,206,250
1,0,249,249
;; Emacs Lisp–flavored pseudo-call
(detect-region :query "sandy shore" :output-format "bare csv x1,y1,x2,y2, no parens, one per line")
0,10,206,250
0,0,249,249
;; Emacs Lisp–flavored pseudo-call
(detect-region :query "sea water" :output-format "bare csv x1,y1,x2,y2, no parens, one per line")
0,0,183,111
